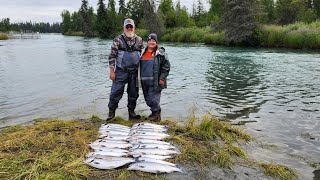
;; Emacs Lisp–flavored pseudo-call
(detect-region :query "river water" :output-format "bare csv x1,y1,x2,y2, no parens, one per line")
0,34,319,177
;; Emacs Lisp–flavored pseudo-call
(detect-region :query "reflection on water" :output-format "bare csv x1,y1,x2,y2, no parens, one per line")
205,51,265,119
0,35,320,176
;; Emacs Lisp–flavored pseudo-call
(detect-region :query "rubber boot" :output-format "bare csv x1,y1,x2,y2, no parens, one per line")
148,111,161,122
106,109,116,121
129,109,141,120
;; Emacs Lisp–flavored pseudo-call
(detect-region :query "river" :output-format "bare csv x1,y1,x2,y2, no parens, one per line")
0,34,319,178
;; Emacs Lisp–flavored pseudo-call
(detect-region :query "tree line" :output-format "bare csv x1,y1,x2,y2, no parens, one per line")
61,0,320,39
0,18,61,33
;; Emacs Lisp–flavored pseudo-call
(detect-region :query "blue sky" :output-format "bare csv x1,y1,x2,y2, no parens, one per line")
0,0,209,23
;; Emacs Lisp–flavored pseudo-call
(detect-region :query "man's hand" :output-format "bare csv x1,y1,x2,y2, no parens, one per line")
159,79,165,86
110,68,116,81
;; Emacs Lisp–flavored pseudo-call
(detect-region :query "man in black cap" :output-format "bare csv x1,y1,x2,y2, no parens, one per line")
107,18,143,121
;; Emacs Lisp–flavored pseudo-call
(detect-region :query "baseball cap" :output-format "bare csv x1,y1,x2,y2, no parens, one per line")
124,18,135,27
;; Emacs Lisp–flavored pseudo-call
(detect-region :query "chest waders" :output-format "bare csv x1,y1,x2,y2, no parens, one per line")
108,35,141,114
140,55,161,121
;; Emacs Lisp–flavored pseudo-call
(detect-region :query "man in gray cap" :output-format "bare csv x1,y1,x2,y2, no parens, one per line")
107,18,143,121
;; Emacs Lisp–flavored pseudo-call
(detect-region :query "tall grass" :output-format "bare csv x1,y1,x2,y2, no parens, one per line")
259,21,320,49
0,120,97,179
64,31,85,36
260,163,298,180
161,27,210,43
162,114,251,168
0,33,9,40
204,31,226,45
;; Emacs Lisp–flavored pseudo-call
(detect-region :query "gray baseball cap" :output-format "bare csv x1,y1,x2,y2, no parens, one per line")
124,18,135,26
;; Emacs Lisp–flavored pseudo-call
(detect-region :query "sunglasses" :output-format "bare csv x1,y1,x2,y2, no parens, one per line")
125,25,133,29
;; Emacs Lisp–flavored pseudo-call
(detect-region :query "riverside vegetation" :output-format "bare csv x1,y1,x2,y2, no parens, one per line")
58,0,320,50
161,21,320,49
0,114,298,180
0,33,9,40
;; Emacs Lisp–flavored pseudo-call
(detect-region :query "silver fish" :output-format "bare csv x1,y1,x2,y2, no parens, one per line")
99,128,130,133
127,135,168,141
99,128,130,132
129,148,179,156
99,131,129,136
84,156,134,170
131,126,167,131
127,162,182,173
137,157,177,167
89,143,132,149
93,148,128,153
88,155,133,161
130,144,175,150
130,132,170,137
101,123,130,129
129,129,167,135
92,139,128,143
132,154,172,160
130,139,171,145
99,135,130,140
132,123,168,129
86,151,127,157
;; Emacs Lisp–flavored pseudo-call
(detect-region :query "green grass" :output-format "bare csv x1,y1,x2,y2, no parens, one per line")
0,33,9,40
64,31,85,37
0,120,97,179
204,31,225,45
161,27,210,43
259,21,320,49
160,114,251,168
260,163,298,180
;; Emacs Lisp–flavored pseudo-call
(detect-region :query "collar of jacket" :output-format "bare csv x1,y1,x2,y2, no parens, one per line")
141,47,165,57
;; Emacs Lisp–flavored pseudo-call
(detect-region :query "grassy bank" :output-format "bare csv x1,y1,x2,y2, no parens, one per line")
64,31,85,37
160,21,320,49
259,21,320,49
0,33,9,40
0,115,298,179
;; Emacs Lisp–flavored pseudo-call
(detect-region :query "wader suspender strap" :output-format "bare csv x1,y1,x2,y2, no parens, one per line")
120,35,137,52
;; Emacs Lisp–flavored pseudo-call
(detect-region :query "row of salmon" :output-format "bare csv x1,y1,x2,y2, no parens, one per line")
84,122,183,173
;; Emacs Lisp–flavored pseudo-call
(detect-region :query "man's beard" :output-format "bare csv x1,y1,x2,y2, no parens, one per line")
124,31,134,38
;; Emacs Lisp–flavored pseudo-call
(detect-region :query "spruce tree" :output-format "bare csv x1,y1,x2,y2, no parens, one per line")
119,0,127,16
143,0,165,36
221,0,260,46
107,0,119,36
80,0,94,37
97,0,108,37
127,0,145,27
61,10,71,34
158,0,176,28
313,0,320,18
260,0,275,24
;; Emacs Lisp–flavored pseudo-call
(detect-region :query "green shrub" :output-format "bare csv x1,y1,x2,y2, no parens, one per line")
161,27,209,43
259,21,320,49
204,32,225,45
64,31,85,36
0,33,9,40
